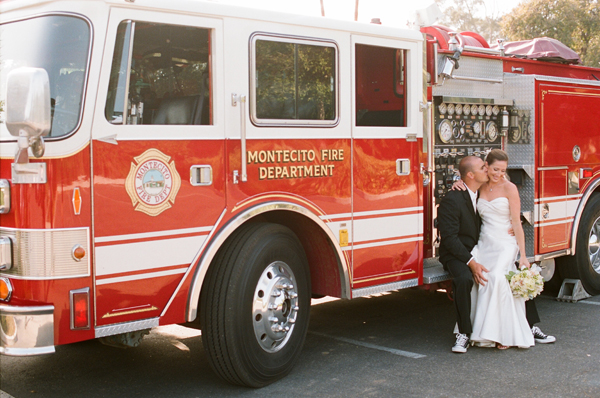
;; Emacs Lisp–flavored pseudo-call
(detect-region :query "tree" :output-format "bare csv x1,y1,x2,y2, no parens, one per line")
434,0,502,44
501,0,600,67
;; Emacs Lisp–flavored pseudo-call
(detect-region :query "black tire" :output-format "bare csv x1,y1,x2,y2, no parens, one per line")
200,223,311,387
558,193,600,295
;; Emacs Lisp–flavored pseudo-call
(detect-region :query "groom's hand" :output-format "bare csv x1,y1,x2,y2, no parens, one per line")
468,259,489,286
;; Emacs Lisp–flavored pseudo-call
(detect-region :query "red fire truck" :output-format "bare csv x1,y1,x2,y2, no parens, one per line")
1,0,599,387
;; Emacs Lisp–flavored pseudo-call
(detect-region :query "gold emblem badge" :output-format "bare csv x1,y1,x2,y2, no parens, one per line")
125,149,181,216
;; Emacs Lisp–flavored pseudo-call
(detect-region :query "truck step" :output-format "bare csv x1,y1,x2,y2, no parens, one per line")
423,257,451,284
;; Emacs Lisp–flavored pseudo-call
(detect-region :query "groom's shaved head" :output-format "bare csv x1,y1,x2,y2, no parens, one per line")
459,156,480,179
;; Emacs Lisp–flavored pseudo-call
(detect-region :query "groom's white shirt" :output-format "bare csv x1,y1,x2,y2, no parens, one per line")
466,186,478,266
466,186,478,213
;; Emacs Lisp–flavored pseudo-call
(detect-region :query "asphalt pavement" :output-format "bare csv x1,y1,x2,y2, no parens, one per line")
1,289,599,397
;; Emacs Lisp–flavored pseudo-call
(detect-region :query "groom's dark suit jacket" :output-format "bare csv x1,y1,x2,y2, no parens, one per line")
438,189,481,268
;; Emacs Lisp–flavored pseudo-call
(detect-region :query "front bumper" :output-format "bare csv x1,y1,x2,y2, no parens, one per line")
0,304,55,356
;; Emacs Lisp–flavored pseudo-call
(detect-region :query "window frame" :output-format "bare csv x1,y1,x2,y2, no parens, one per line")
93,8,223,141
352,35,421,140
0,12,93,142
249,32,340,128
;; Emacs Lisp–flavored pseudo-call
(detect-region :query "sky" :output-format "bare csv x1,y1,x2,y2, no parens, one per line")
212,0,524,28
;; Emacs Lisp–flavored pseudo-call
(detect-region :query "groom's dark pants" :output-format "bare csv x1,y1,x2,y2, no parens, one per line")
446,258,541,334
446,258,474,334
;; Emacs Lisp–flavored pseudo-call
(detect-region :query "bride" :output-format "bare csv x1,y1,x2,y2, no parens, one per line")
459,149,534,349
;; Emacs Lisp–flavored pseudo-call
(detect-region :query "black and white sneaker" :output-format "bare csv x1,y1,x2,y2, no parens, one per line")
532,326,556,344
452,333,470,353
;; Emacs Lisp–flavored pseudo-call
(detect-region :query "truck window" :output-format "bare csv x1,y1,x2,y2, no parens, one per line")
105,21,211,125
252,37,337,125
355,44,407,127
0,15,90,139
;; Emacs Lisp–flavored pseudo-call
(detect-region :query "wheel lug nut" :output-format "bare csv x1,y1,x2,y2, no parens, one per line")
288,318,296,324
268,316,278,323
268,304,278,310
292,306,299,311
271,289,281,297
289,292,298,298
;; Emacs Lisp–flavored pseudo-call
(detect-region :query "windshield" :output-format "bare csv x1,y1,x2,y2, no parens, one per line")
0,15,90,139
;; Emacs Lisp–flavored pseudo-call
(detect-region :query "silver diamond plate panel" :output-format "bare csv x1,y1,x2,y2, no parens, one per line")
95,317,159,338
352,278,419,298
503,74,537,256
434,55,505,99
0,227,90,279
423,256,442,269
423,265,451,284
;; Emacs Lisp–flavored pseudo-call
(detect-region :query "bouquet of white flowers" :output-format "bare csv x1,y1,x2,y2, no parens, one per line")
505,264,544,300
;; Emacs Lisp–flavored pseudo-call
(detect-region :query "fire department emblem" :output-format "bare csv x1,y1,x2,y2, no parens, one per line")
125,149,181,216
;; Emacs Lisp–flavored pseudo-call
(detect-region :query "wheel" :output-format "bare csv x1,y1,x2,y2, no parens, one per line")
200,223,311,387
559,193,600,295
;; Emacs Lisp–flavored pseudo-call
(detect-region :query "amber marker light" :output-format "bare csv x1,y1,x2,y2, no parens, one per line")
0,277,13,301
72,244,86,262
70,288,90,329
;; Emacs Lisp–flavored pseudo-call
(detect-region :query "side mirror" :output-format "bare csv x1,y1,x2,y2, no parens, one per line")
6,67,51,163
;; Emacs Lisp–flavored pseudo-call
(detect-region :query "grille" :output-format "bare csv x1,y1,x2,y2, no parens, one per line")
0,227,90,279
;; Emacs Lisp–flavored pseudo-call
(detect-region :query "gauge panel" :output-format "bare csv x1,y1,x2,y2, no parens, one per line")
447,103,455,115
438,119,453,143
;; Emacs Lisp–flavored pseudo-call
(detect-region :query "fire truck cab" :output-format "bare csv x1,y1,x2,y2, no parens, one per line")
1,0,599,388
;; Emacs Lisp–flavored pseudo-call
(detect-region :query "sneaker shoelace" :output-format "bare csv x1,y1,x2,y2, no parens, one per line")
456,333,469,346
532,326,546,338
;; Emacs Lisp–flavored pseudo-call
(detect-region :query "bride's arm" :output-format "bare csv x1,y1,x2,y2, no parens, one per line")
507,183,530,269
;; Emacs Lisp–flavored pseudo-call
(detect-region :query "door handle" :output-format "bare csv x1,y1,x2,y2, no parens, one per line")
190,165,213,186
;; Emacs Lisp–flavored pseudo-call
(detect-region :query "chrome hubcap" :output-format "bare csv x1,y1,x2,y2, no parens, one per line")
590,216,600,275
252,261,299,352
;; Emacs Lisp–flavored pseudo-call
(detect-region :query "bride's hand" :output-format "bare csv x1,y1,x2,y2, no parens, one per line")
518,257,531,270
451,179,467,191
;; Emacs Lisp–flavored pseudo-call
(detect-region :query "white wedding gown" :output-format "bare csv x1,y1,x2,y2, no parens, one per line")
469,197,534,348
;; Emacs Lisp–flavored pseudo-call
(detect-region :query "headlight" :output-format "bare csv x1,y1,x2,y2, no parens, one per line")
0,180,10,214
0,237,13,271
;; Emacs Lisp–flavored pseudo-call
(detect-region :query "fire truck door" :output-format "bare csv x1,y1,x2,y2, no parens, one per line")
91,10,225,326
351,36,424,291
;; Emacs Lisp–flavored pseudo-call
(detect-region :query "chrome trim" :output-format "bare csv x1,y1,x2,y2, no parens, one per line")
451,75,503,84
249,32,340,128
0,12,93,142
535,75,600,88
0,304,55,356
0,180,10,214
463,45,502,56
122,21,135,124
571,178,600,255
538,166,568,171
69,287,90,330
352,278,419,298
533,249,571,262
186,201,351,322
432,42,439,85
95,317,159,338
0,227,90,279
160,209,227,318
439,96,513,106
0,277,12,301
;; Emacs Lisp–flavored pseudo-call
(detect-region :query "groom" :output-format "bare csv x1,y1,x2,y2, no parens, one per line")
438,156,555,353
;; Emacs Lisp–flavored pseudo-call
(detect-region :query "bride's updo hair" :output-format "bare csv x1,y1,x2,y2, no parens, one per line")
485,149,509,165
